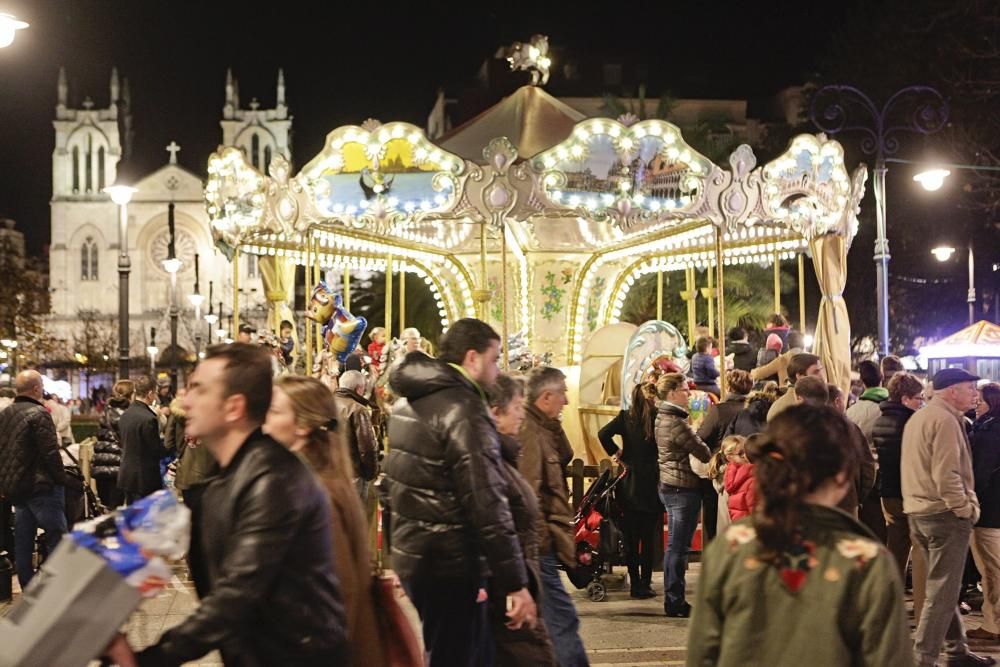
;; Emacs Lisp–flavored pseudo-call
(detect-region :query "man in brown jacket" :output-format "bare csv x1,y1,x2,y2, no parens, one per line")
332,370,378,500
520,366,589,667
902,368,993,667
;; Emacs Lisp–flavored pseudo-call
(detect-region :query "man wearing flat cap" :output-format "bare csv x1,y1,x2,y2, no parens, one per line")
902,368,994,667
237,324,256,344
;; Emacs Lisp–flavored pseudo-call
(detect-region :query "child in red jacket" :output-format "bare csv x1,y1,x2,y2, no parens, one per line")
724,434,758,521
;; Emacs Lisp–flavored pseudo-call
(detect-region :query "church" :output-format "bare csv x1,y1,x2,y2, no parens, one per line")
47,68,290,378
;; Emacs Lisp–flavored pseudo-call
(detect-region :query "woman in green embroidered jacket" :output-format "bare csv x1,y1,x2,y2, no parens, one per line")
687,404,911,667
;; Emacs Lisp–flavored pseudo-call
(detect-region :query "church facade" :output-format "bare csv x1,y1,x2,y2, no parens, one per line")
47,68,290,374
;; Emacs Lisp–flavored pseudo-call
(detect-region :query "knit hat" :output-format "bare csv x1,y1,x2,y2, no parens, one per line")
766,333,783,352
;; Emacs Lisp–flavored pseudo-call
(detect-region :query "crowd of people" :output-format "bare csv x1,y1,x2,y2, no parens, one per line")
1,312,1000,666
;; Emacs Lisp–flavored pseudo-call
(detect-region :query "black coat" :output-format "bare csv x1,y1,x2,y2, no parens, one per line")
0,396,67,502
91,399,128,478
383,354,528,594
137,430,346,666
697,394,747,452
871,401,915,500
972,414,1000,528
598,410,663,513
727,397,772,438
729,341,756,373
117,401,167,497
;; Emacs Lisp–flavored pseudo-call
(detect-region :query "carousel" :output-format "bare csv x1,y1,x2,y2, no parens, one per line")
204,66,868,462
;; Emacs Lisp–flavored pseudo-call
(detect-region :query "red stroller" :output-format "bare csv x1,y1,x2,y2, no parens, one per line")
567,466,627,601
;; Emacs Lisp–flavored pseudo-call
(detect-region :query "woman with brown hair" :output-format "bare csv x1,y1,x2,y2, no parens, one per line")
598,382,663,598
687,404,910,666
265,375,386,667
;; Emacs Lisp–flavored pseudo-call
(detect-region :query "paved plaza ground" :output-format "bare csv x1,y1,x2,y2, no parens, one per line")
5,561,1000,666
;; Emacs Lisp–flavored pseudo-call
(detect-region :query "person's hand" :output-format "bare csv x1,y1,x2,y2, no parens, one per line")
104,633,138,667
505,587,538,630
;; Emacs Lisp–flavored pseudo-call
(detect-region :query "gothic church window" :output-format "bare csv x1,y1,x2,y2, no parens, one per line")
72,146,80,193
264,145,272,174
81,236,98,280
86,134,94,193
251,133,260,170
98,146,106,191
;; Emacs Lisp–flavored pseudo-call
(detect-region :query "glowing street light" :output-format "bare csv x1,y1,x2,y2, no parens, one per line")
0,13,28,48
930,246,956,262
914,168,951,192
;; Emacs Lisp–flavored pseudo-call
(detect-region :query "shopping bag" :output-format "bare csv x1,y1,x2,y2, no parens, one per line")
371,575,422,667
0,540,141,667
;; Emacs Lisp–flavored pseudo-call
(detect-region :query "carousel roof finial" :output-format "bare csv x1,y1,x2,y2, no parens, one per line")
506,34,551,86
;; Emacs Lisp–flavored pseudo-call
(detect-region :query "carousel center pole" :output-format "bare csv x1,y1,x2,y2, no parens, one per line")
681,267,698,345
313,252,322,359
715,231,727,399
473,220,491,320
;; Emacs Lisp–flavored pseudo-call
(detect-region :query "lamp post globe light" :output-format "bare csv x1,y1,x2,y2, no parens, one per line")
104,184,137,379
0,13,28,48
932,243,977,326
810,85,949,356
914,168,951,192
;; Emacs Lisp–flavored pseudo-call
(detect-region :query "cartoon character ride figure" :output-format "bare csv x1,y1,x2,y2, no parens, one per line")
304,281,368,362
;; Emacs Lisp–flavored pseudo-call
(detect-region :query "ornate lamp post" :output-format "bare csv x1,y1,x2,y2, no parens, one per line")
810,85,949,356
104,184,137,379
188,253,205,360
203,280,217,347
147,327,158,376
162,204,183,394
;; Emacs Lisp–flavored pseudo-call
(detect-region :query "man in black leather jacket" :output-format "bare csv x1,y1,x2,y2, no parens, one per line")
107,344,346,666
384,318,537,667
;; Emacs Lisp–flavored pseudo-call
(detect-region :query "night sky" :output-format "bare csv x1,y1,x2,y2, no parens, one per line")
0,0,858,255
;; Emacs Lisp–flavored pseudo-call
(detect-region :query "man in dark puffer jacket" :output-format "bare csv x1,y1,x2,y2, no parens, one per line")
0,371,70,587
384,318,536,667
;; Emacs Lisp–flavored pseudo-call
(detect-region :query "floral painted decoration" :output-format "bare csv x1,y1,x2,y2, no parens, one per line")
836,538,880,568
774,538,819,593
540,271,566,321
724,523,757,549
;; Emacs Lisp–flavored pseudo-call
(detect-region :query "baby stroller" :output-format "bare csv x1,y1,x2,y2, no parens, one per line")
567,466,627,601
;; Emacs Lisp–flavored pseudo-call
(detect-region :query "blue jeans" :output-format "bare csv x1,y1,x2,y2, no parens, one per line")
401,576,492,667
658,484,702,611
539,551,589,666
14,486,67,588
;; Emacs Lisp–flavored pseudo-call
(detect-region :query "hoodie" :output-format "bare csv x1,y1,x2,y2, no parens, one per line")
729,341,756,372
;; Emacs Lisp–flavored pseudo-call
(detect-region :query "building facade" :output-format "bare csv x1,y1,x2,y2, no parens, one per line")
47,68,290,378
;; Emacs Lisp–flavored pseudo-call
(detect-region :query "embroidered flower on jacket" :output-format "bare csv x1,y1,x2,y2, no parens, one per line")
836,538,880,567
725,524,757,548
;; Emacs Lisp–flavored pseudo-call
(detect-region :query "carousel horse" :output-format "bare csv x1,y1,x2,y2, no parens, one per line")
305,281,368,362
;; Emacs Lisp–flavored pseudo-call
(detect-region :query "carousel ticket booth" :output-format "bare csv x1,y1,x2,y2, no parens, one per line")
204,84,868,463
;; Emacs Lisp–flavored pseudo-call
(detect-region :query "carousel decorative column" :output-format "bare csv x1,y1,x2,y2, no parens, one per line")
701,267,716,338
656,270,664,321
798,253,807,331
343,266,351,311
473,221,491,320
715,231,727,398
232,247,240,339
398,268,406,334
773,250,781,314
680,267,698,345
385,255,393,339
305,236,313,372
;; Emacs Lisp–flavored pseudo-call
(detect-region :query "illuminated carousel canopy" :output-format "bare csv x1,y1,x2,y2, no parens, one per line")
205,90,867,390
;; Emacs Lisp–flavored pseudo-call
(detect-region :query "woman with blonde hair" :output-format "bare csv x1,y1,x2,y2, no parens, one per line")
265,375,386,667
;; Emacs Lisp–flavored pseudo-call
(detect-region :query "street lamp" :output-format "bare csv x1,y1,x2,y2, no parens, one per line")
810,85,949,356
914,169,951,191
163,203,182,394
104,184,137,379
0,13,28,48
147,327,158,376
932,242,977,325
